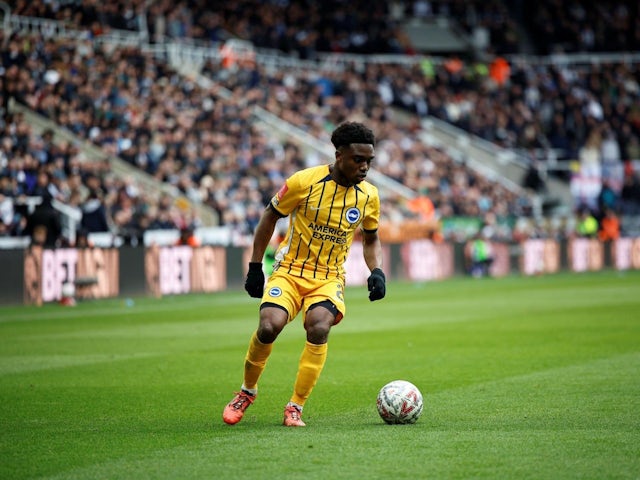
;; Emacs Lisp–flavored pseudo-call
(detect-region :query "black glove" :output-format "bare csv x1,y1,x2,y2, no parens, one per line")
367,268,386,301
245,262,265,298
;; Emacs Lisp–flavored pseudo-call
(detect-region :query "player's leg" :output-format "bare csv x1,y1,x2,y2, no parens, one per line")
292,300,336,402
284,281,346,426
223,273,299,425
223,307,289,426
243,305,288,391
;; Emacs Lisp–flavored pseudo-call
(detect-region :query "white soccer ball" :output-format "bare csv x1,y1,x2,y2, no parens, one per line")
376,380,424,424
61,282,75,298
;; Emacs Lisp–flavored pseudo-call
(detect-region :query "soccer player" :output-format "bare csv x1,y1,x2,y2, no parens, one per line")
222,122,386,427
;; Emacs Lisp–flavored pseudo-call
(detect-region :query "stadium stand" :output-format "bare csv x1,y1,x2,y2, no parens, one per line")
0,27,530,244
1,1,640,246
523,0,639,54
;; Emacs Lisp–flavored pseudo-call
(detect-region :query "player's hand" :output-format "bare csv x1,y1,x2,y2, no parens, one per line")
367,268,386,301
245,262,265,298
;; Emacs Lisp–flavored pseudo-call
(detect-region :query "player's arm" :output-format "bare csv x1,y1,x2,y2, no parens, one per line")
244,205,283,298
250,205,281,263
362,229,386,301
362,229,383,272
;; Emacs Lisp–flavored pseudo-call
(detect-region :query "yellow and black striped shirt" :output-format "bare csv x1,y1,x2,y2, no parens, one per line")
270,164,380,280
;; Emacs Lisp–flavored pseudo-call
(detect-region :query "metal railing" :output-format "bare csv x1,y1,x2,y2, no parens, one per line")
8,13,640,71
421,116,572,214
8,14,145,45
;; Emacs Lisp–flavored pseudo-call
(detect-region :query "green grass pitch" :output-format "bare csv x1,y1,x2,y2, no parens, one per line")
1,270,639,479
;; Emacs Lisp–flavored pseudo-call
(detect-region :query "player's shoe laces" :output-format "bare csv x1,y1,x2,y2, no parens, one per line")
223,391,255,425
283,405,306,427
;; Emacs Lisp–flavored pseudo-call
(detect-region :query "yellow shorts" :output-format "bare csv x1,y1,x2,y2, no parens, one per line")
261,270,346,324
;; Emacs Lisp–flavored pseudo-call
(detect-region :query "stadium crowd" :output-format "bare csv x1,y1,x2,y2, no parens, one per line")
7,0,522,56
2,1,640,246
523,0,640,54
0,110,194,245
1,30,533,244
9,0,639,57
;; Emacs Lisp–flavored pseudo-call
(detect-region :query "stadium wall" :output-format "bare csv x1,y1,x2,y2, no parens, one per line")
1,239,639,307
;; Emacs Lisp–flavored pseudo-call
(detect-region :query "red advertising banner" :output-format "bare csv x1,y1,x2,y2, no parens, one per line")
145,245,227,297
520,239,560,276
612,237,640,270
344,241,392,286
23,246,119,305
400,240,454,281
489,242,510,278
568,238,604,272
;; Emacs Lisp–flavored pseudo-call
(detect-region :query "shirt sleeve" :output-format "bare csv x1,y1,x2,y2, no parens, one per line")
270,171,303,216
361,187,380,232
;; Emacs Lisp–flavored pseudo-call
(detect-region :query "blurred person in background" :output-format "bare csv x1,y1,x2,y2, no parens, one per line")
24,195,62,248
73,228,94,248
620,173,640,215
175,225,200,247
80,188,110,233
464,232,494,278
597,207,620,242
575,207,599,238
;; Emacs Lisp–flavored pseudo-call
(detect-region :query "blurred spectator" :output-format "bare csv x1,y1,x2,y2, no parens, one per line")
23,196,62,247
80,189,111,233
73,228,94,248
175,225,200,247
600,125,623,191
573,130,603,210
575,207,598,238
0,191,15,236
522,157,546,194
597,180,619,215
488,56,510,87
620,173,640,215
463,232,494,278
598,207,620,242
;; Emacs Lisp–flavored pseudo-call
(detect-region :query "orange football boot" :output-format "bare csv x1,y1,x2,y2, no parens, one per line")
223,391,255,425
283,405,306,427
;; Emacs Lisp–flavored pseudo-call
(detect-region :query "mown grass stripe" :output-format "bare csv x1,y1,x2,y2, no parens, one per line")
0,270,638,480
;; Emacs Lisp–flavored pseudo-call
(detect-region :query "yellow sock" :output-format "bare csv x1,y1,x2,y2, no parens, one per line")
243,331,273,391
290,341,328,406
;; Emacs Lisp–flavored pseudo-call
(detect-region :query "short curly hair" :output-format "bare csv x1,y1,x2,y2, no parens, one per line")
331,122,375,149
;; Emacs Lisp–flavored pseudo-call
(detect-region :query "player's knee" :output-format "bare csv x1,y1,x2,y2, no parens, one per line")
257,317,285,343
256,326,273,343
305,322,331,344
257,304,288,343
304,301,337,343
